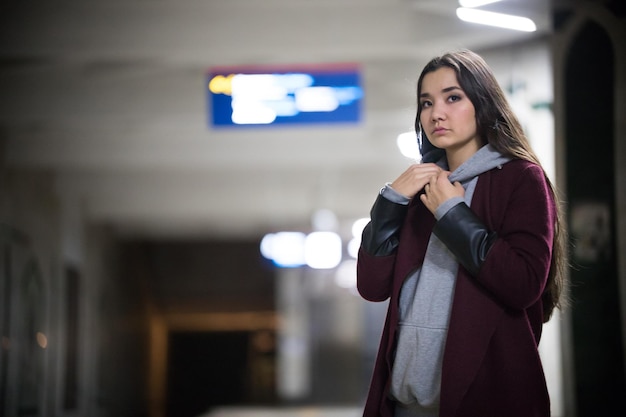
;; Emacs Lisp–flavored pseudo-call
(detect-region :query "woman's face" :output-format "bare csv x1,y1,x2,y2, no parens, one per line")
419,67,482,161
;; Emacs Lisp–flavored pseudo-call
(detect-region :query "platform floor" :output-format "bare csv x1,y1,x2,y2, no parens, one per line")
203,406,362,417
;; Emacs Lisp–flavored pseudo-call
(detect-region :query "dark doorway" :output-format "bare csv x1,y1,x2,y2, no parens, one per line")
166,331,250,417
565,20,626,416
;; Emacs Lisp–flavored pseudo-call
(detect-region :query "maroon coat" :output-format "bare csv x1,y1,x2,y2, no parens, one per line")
357,159,555,417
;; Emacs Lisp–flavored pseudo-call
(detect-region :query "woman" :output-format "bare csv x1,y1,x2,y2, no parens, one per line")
357,50,567,417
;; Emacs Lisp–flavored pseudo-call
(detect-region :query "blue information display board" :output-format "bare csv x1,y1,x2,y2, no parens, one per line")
207,63,362,127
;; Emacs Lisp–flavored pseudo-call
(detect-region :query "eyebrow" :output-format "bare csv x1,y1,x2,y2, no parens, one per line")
420,86,463,98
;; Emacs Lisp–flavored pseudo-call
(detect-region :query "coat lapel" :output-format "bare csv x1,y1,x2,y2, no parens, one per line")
440,272,504,416
440,169,505,417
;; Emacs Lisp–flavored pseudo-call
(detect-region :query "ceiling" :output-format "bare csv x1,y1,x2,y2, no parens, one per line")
0,0,551,240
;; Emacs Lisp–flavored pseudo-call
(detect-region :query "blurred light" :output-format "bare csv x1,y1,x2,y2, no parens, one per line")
260,233,276,259
347,237,361,259
459,0,501,7
232,100,277,124
209,64,362,127
456,7,537,32
348,217,369,258
305,232,342,269
208,74,234,95
232,74,290,100
295,87,339,112
261,232,306,268
36,332,48,349
351,217,370,238
311,209,339,232
335,259,357,289
397,131,421,159
334,87,364,105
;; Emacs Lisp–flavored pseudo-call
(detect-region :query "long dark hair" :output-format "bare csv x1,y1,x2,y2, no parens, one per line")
415,49,568,322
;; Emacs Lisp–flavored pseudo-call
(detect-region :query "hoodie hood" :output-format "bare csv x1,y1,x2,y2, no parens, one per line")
436,143,512,185
418,131,446,164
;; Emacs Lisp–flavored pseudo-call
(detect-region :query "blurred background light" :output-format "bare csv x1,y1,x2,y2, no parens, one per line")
348,217,369,259
304,232,342,269
335,259,358,289
351,217,370,239
347,238,360,259
209,64,362,127
311,209,339,232
459,0,501,7
232,100,277,124
36,332,48,349
261,232,306,267
295,87,339,112
456,7,537,32
397,131,421,159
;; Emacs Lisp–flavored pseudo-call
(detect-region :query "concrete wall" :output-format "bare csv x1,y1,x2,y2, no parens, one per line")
0,164,149,416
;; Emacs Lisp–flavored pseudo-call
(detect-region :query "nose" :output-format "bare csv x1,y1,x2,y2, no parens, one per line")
431,101,445,121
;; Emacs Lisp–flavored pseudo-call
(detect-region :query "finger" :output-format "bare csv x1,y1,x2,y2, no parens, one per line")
452,182,464,192
438,170,451,181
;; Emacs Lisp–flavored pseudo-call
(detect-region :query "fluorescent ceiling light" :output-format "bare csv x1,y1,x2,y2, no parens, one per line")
456,7,537,32
459,0,501,7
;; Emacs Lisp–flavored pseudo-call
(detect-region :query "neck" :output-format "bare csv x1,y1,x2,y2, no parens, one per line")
445,140,484,171
446,149,474,172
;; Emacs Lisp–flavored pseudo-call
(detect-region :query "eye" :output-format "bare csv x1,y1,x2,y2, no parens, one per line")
447,94,461,103
420,100,432,108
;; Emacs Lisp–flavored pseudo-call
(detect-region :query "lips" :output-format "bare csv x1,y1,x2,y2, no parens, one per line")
432,127,448,134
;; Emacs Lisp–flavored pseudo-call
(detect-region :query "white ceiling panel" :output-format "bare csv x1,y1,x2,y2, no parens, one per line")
0,0,551,237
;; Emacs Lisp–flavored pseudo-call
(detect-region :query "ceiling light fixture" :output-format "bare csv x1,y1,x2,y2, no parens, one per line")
459,0,502,7
456,7,537,32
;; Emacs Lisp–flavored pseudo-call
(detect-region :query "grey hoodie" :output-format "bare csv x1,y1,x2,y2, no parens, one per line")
388,144,511,416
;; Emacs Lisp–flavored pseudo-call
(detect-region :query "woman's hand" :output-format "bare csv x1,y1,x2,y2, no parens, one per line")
420,170,465,214
390,163,443,198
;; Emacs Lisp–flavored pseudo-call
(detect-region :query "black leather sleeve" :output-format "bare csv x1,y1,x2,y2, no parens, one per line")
433,202,498,276
361,194,408,256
